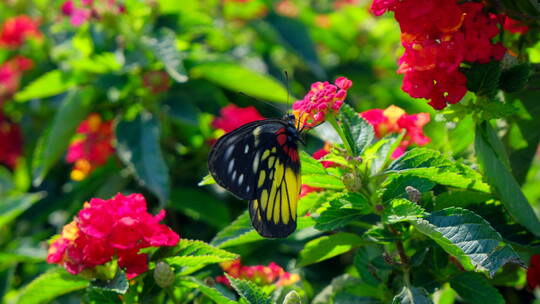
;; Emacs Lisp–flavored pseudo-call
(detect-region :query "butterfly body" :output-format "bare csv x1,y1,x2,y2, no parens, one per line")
209,114,302,238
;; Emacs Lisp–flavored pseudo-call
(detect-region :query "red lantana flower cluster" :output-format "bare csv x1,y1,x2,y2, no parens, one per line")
0,112,23,169
293,77,352,127
371,0,508,110
61,0,125,26
47,193,180,279
66,113,115,181
216,259,299,287
0,56,34,105
528,254,540,290
0,15,42,49
212,104,265,133
361,105,430,158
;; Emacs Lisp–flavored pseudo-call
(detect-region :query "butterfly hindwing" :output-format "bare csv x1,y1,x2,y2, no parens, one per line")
249,154,300,238
248,128,301,238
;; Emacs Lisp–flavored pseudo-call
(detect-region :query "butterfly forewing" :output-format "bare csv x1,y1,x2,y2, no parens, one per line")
209,118,302,238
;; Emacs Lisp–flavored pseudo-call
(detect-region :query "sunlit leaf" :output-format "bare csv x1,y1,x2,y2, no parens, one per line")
32,89,94,185
191,62,289,103
116,111,170,205
16,268,89,304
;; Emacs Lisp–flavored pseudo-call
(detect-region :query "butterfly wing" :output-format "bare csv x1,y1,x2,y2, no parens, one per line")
208,120,268,200
209,119,301,238
248,128,301,238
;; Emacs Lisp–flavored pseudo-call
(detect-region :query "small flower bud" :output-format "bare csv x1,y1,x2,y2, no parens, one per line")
405,186,421,203
154,262,175,288
343,173,362,192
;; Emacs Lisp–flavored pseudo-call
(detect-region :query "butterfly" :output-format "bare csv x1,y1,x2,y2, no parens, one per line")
208,113,303,238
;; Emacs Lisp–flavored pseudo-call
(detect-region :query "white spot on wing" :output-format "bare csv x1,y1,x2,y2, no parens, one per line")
253,152,260,173
225,145,234,159
228,159,235,173
232,171,237,180
244,145,249,154
247,186,250,192
238,174,244,185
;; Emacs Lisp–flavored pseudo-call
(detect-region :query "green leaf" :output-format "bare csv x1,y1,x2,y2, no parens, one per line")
382,199,424,224
392,286,432,304
226,275,272,304
89,270,128,294
297,232,367,267
366,133,404,175
475,122,540,237
507,78,540,184
312,274,361,304
170,188,230,228
411,207,522,276
165,239,238,275
449,272,504,304
87,289,122,304
116,111,170,205
354,245,393,286
434,190,491,211
339,104,375,157
448,115,475,155
211,211,315,248
283,290,302,304
145,28,188,83
15,70,77,102
299,151,326,175
191,62,289,103
0,193,45,227
32,89,94,185
464,61,501,98
302,174,345,190
386,148,490,193
181,277,238,304
16,268,89,304
265,14,324,78
382,175,435,202
315,193,371,231
499,63,531,93
198,174,216,186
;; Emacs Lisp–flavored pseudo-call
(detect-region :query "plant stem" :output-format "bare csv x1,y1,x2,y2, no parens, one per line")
326,115,354,156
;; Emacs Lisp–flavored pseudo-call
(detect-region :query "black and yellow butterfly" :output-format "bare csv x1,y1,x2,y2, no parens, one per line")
209,114,303,238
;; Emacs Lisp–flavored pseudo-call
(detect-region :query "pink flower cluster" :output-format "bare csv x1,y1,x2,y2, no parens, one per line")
361,105,430,158
66,113,115,181
293,77,352,127
0,112,23,169
216,259,299,287
0,56,34,105
47,193,180,279
0,15,42,49
61,0,125,26
371,0,508,110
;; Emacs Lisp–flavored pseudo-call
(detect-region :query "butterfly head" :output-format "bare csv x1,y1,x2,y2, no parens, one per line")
283,113,305,145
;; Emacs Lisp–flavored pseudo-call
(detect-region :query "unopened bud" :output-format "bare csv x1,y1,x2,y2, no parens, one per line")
343,173,362,192
405,186,421,203
154,262,175,288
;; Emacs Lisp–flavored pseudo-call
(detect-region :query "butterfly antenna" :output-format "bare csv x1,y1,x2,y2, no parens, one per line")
284,70,291,110
237,92,285,114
